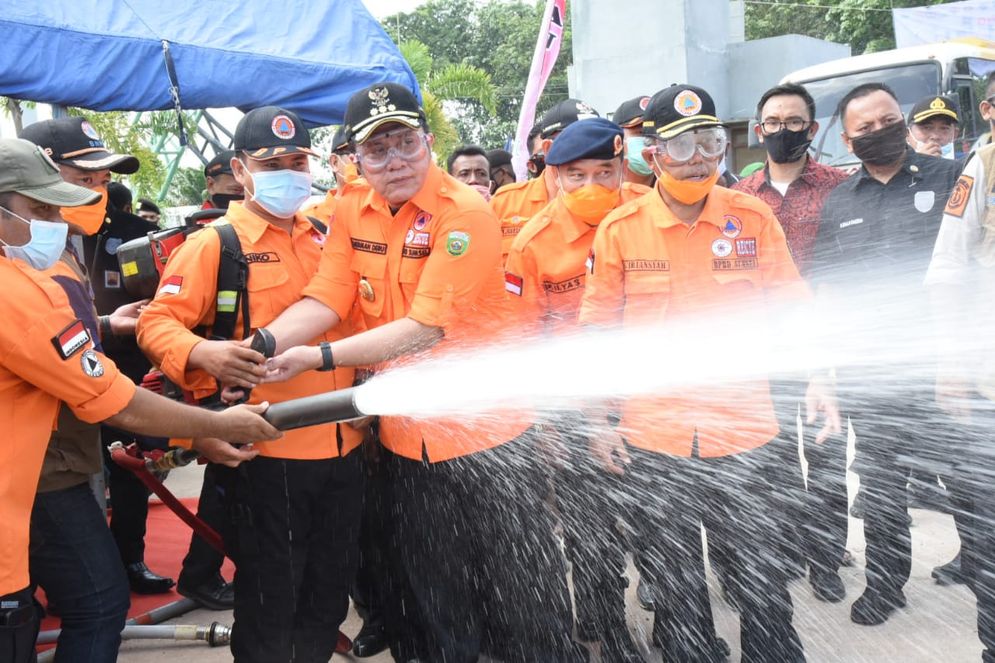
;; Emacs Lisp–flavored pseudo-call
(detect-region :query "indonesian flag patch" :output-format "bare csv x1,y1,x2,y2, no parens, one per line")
504,271,523,297
159,275,183,296
52,319,91,360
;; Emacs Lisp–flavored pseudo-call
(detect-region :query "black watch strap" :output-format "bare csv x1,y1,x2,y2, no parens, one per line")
317,341,335,371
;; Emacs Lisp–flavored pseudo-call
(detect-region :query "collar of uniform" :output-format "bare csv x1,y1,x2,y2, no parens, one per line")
648,186,685,230
224,200,307,243
528,174,550,202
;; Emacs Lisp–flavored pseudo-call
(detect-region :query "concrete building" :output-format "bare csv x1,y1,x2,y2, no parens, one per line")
567,0,850,172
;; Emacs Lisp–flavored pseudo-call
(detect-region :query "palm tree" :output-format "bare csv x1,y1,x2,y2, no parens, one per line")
398,39,497,162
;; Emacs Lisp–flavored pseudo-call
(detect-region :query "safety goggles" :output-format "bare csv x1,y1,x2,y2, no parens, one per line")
647,126,727,163
355,128,428,170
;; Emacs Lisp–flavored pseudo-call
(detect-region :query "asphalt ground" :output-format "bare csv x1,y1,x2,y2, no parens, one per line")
118,426,981,662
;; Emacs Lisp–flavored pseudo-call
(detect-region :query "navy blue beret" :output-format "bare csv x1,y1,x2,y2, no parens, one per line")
545,117,624,166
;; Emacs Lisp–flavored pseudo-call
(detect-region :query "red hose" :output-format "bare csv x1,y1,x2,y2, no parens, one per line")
109,445,225,554
108,444,353,655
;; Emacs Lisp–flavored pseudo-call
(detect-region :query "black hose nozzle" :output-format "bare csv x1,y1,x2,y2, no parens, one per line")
263,387,365,431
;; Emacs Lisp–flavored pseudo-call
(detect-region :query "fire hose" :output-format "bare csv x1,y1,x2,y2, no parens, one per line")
45,387,364,657
41,330,368,657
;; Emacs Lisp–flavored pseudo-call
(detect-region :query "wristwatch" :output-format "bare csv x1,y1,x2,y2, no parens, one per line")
317,341,335,371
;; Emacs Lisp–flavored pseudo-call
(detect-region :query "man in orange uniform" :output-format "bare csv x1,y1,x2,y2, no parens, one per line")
579,85,836,663
302,126,363,224
137,107,364,663
0,137,278,663
505,117,648,662
613,95,656,188
490,98,599,257
259,83,583,663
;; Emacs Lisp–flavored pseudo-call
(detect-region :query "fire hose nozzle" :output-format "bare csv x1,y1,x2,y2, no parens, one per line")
263,386,365,431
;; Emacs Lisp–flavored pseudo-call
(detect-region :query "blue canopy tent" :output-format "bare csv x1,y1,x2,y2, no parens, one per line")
0,1,420,198
0,0,420,126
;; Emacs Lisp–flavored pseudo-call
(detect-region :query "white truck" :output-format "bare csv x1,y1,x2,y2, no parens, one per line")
781,38,995,167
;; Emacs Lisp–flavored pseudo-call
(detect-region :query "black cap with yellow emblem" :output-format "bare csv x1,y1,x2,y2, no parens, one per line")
344,83,427,145
908,95,959,125
613,95,651,129
233,106,317,160
642,85,722,140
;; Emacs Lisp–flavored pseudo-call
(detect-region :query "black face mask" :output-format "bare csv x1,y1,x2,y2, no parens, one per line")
210,192,244,210
850,121,909,167
763,128,813,164
527,153,546,178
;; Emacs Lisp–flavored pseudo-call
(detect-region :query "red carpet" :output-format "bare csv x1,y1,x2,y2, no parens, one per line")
37,497,234,647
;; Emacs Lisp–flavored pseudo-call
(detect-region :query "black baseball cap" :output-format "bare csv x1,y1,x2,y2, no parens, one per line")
613,96,651,129
233,106,316,160
19,117,139,174
642,85,722,140
204,150,236,177
331,126,351,154
344,83,426,144
908,95,959,125
487,149,513,170
538,99,599,139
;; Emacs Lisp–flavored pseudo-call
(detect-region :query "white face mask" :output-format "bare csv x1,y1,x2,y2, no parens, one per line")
245,167,313,218
0,208,68,271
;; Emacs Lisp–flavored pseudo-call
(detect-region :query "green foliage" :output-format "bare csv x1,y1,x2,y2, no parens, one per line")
384,0,572,150
397,38,498,162
161,166,206,207
745,0,964,55
67,108,166,201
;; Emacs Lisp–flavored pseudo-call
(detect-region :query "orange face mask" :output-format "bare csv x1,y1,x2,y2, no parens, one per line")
341,162,359,183
560,183,621,226
61,186,108,235
656,169,719,205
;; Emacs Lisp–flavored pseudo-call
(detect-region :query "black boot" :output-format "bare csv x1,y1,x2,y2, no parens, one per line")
126,561,175,595
177,572,234,610
931,552,966,586
352,619,388,658
600,628,643,663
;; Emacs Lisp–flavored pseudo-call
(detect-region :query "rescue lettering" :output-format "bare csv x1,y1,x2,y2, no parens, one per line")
712,258,758,271
622,259,670,272
245,252,281,263
351,238,388,255
542,275,584,293
401,246,431,259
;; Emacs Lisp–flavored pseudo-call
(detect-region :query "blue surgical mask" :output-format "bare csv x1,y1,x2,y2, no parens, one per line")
248,168,313,218
940,142,955,160
625,137,654,177
0,208,68,271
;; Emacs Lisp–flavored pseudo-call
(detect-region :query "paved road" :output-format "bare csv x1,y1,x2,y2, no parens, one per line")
118,431,982,663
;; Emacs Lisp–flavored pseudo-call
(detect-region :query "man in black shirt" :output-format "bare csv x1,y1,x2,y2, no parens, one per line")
812,82,961,627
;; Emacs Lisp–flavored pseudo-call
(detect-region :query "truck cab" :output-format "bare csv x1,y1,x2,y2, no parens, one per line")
780,38,995,167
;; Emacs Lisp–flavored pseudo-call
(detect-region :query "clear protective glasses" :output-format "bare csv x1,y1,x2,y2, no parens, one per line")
355,127,428,170
647,126,728,164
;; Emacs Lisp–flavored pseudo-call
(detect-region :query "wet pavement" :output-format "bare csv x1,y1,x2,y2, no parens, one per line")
118,428,982,663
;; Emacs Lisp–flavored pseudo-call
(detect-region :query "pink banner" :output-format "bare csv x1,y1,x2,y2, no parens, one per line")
512,0,566,181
